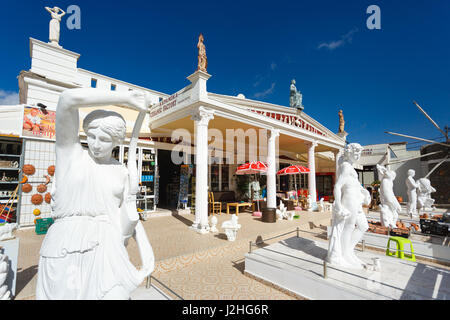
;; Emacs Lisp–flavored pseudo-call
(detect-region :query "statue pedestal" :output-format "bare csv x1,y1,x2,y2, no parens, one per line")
244,236,449,300
337,131,348,141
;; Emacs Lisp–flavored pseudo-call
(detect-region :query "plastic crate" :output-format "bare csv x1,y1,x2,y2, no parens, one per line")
390,228,410,238
35,218,54,235
431,222,450,237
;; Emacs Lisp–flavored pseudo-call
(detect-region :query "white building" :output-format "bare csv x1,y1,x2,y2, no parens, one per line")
0,35,346,229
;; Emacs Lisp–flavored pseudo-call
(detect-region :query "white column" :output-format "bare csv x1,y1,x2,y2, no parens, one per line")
333,149,343,178
191,107,214,233
306,141,318,207
267,129,279,209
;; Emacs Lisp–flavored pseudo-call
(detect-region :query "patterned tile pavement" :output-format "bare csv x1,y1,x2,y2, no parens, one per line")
13,209,333,300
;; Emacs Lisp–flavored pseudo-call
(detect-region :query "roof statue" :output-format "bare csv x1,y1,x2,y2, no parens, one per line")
45,6,66,47
197,34,207,72
289,79,303,111
338,109,345,133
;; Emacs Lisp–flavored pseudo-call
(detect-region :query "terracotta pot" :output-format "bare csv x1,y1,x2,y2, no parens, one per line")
22,183,32,193
22,164,36,175
37,184,47,193
20,175,28,184
47,165,55,176
44,193,51,204
31,194,43,205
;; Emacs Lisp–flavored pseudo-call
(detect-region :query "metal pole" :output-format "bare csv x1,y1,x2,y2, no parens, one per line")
146,275,151,289
296,227,299,238
323,261,327,279
249,241,252,254
362,240,365,252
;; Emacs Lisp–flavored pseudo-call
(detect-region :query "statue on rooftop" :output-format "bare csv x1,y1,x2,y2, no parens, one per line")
338,110,345,133
45,6,66,47
289,80,303,111
197,34,207,72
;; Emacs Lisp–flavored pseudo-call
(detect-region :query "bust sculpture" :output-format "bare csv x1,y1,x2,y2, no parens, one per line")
417,178,436,213
338,110,345,133
326,143,370,269
377,164,400,228
289,80,304,111
36,88,155,300
197,34,207,72
405,169,420,217
45,6,66,46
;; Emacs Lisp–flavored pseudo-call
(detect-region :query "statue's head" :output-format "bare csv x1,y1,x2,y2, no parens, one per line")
344,143,363,163
291,79,296,85
199,33,204,41
407,169,415,177
83,110,126,160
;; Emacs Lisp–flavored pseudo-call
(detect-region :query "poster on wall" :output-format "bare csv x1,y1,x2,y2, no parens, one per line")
178,164,192,209
22,106,56,140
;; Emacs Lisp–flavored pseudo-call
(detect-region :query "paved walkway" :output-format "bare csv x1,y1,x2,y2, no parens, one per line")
14,209,332,300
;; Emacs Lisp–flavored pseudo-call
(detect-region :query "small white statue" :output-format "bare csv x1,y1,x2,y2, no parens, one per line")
405,169,420,217
285,211,295,220
0,253,11,300
36,88,155,300
45,6,66,46
276,202,287,220
0,223,17,241
307,195,312,209
377,164,400,228
221,214,241,241
417,178,436,213
326,143,371,269
317,198,325,212
209,215,218,233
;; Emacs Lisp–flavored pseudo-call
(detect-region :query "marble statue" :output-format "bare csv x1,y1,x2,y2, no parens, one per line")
36,88,155,300
377,164,400,228
197,34,207,72
317,198,325,212
326,143,371,269
338,110,345,133
209,215,218,233
276,202,287,220
417,178,436,212
289,80,304,111
405,169,420,217
0,252,11,300
221,214,241,241
0,223,17,241
45,6,66,46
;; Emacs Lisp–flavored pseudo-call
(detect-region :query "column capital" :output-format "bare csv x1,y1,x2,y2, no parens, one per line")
305,140,318,149
191,106,214,126
268,129,280,139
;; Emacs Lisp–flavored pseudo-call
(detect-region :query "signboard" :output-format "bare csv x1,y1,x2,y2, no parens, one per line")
22,106,56,140
249,109,326,136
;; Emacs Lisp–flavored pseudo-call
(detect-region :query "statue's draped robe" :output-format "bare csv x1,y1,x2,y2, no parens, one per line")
36,146,143,300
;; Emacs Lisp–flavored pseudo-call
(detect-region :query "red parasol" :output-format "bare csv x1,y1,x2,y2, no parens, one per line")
276,165,310,202
235,161,268,213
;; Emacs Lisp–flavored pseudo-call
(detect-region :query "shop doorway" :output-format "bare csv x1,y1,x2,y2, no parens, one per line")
157,150,181,209
316,175,333,200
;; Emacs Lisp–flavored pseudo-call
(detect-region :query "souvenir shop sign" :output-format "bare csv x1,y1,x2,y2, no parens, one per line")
149,89,191,118
22,106,56,140
249,109,326,137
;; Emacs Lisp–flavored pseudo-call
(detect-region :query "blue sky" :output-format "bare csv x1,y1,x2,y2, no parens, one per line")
0,0,449,147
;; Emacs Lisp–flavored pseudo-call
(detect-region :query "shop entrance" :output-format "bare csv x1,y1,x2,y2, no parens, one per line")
157,149,181,209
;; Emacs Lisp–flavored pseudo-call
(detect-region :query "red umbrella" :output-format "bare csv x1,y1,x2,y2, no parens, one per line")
236,161,268,175
235,161,268,212
277,165,310,201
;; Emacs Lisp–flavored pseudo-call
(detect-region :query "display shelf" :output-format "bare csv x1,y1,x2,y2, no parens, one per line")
0,181,19,184
0,154,21,158
0,199,18,204
0,168,20,171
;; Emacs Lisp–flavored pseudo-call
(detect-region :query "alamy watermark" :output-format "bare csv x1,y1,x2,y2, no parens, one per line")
366,5,381,30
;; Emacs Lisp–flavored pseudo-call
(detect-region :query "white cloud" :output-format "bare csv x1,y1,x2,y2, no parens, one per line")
0,90,19,105
254,83,276,99
270,62,277,71
317,28,358,51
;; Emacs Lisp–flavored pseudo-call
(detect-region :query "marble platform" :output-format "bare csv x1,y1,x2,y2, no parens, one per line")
130,284,172,300
244,236,450,300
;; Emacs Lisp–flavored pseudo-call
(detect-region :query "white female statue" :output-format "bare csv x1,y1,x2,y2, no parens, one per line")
326,143,370,269
405,169,420,217
45,6,66,46
36,88,155,300
377,164,400,228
